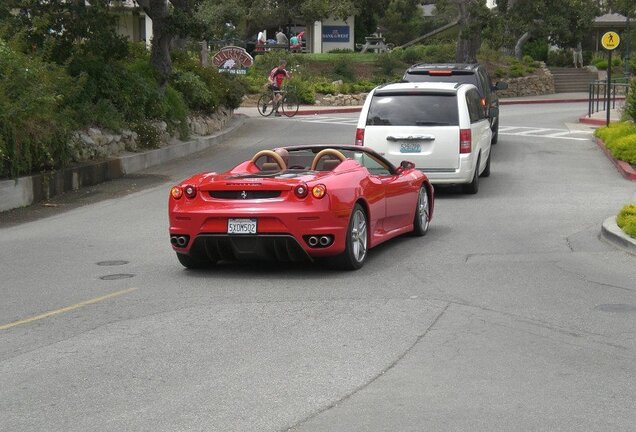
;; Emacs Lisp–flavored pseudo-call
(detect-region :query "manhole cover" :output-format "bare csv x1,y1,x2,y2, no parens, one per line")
96,260,129,266
594,304,636,313
99,273,135,280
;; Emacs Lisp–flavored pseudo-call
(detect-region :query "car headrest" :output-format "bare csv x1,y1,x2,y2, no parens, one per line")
261,162,282,171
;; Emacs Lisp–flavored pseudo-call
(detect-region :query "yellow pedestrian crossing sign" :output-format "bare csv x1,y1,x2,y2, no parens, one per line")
601,31,620,50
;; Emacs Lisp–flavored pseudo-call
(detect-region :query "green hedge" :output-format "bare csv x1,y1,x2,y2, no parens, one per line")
617,204,636,239
0,40,77,178
594,122,636,165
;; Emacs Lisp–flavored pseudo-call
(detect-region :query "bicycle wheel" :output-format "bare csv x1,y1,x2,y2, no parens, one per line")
281,94,300,117
257,93,275,117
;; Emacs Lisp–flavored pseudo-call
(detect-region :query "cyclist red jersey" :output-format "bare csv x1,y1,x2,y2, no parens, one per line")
268,60,290,90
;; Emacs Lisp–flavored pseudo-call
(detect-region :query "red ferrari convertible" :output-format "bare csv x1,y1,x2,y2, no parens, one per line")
168,145,434,270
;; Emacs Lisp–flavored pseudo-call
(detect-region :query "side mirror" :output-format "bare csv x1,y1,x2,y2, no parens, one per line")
494,81,508,91
397,160,415,174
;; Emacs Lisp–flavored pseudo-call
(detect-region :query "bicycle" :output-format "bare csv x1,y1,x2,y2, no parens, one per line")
257,85,300,117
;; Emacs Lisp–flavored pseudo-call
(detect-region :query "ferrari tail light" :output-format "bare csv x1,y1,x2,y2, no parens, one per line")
184,185,197,199
355,128,365,146
459,129,472,154
294,183,309,199
311,184,327,199
171,186,183,199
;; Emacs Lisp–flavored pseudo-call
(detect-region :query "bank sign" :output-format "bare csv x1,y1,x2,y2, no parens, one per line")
322,26,350,43
212,46,253,75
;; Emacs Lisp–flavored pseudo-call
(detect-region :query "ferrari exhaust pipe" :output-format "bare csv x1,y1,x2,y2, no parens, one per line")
319,236,331,246
308,236,319,247
175,236,188,247
170,236,178,246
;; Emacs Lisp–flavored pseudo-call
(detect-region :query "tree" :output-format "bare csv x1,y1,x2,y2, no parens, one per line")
137,0,206,89
1,0,127,65
436,0,491,63
493,0,599,59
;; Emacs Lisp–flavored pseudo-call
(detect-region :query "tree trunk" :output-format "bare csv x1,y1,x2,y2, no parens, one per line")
455,1,480,63
138,0,172,90
150,18,172,89
514,31,531,60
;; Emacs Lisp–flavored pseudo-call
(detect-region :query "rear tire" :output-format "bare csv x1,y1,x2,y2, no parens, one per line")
176,251,211,269
491,119,499,144
480,150,491,178
463,155,480,194
329,204,368,270
412,186,430,236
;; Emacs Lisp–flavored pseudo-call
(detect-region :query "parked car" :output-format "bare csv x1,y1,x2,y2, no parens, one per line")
169,145,434,270
401,63,508,144
355,82,492,194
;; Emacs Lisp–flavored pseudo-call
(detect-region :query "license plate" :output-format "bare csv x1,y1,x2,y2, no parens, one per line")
227,218,257,234
400,142,421,153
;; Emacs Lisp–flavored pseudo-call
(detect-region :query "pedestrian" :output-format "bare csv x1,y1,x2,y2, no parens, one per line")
256,30,266,53
276,29,288,46
573,42,583,68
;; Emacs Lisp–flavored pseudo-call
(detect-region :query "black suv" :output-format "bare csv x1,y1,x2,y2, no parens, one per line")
402,63,508,144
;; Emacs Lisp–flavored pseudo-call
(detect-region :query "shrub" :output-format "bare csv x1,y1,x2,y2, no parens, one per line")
595,122,636,164
376,51,404,77
546,49,571,67
172,70,214,112
289,79,315,104
333,57,355,82
522,39,548,62
313,80,338,95
594,59,608,70
132,122,161,149
616,204,636,239
0,40,77,178
522,55,534,65
625,78,636,121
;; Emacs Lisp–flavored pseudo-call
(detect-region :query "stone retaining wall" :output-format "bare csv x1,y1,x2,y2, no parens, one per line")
496,66,555,98
70,107,233,162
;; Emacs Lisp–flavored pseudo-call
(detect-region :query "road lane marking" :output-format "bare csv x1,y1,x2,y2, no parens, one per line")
0,288,138,331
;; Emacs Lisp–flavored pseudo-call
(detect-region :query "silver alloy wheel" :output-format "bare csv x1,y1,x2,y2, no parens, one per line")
418,187,430,232
351,209,367,263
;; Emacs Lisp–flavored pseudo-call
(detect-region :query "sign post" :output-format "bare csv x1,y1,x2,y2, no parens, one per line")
600,31,620,126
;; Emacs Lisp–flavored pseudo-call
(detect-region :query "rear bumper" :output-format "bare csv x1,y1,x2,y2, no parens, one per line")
416,154,476,185
169,202,350,259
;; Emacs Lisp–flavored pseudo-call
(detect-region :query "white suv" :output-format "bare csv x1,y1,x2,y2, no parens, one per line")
355,82,492,194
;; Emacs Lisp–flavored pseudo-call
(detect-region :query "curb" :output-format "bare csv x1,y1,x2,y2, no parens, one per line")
0,115,247,213
579,116,611,126
296,106,362,116
594,138,636,181
601,216,636,256
500,97,589,105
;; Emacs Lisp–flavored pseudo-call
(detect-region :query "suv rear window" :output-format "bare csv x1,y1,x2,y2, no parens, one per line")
366,93,458,126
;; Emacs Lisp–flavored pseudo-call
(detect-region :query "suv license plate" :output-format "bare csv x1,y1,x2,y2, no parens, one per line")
228,218,257,234
400,142,421,153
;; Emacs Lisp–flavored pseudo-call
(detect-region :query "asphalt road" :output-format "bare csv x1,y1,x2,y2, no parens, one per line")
1,102,635,432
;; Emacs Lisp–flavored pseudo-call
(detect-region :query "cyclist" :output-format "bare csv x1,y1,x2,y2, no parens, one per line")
268,59,290,116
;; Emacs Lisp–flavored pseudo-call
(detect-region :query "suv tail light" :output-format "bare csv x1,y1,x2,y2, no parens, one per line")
355,128,365,146
459,129,472,154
